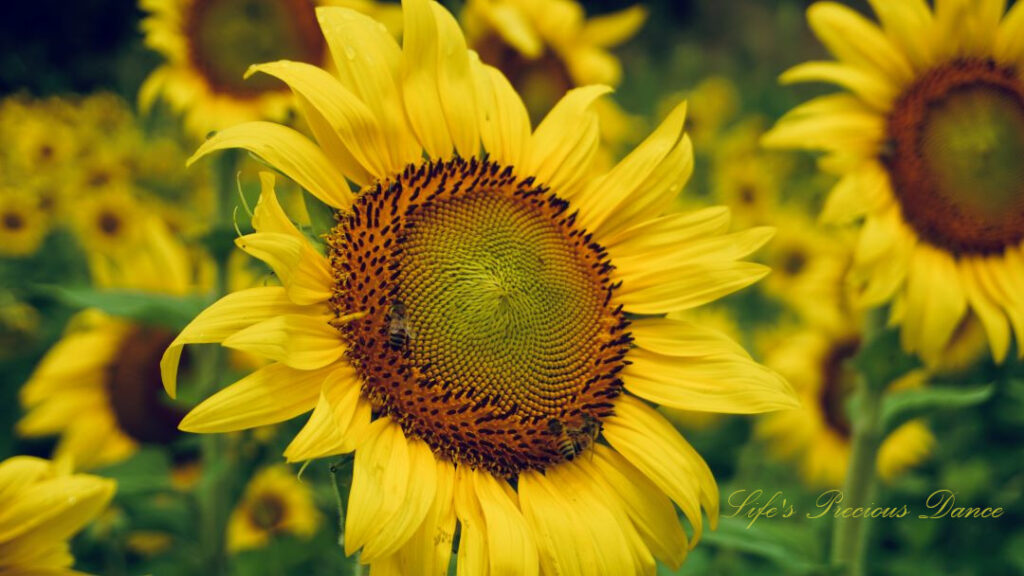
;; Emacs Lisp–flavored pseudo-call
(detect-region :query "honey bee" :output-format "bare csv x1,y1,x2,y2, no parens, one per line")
547,414,601,461
387,300,413,350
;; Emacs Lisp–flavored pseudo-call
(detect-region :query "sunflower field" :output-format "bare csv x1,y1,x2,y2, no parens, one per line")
0,0,1022,575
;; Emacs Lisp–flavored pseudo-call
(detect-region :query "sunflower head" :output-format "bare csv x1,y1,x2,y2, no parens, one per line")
764,0,1024,365
227,465,320,552
758,325,934,487
0,190,49,257
165,0,798,572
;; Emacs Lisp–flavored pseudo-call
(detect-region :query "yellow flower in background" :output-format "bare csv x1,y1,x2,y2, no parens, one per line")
163,0,797,572
463,0,648,155
140,0,339,138
0,455,115,574
757,325,934,487
661,77,740,150
0,190,50,257
763,0,1024,365
227,465,320,552
760,208,853,333
70,189,146,258
18,221,196,470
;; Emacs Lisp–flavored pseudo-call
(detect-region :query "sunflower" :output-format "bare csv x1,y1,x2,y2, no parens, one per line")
70,189,146,258
757,324,934,488
227,465,320,552
763,0,1024,365
140,0,338,137
0,455,115,574
0,190,49,257
759,208,854,332
163,0,797,572
462,0,648,156
18,220,196,470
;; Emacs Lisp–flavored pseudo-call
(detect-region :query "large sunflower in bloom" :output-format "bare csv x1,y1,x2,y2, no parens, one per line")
0,456,115,574
164,0,798,572
140,0,334,137
763,0,1024,365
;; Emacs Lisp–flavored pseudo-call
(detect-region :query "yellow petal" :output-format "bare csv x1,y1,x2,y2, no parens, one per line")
613,227,774,278
317,7,421,172
602,206,730,252
471,57,531,169
221,313,345,370
400,458,456,576
344,419,411,556
179,363,329,432
573,101,688,234
361,438,438,561
251,172,302,237
188,122,353,210
249,60,392,182
402,0,479,159
616,261,770,314
629,317,750,359
590,445,688,569
234,232,334,305
624,347,798,413
0,456,50,502
866,0,935,70
603,395,718,543
960,258,1011,364
995,0,1024,65
284,364,367,462
0,475,114,550
527,85,611,198
472,470,539,576
901,245,967,362
820,160,892,224
476,2,542,58
518,468,634,576
780,61,897,111
807,2,913,85
161,286,314,397
579,5,648,48
453,466,488,576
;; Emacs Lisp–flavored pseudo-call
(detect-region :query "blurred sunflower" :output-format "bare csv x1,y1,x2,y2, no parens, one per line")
760,208,853,332
227,465,320,552
0,455,115,574
462,0,648,155
70,189,146,259
763,0,1024,364
163,0,798,572
140,0,336,137
0,190,49,257
757,324,934,487
18,221,196,470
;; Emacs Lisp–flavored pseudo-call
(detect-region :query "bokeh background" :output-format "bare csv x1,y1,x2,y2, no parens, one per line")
1,1,1021,575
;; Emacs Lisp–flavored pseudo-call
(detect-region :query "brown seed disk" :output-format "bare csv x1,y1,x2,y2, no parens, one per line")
819,337,859,439
886,58,1024,254
327,157,630,477
184,0,324,98
107,326,188,444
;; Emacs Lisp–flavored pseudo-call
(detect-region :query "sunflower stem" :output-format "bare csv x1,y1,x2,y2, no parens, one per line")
830,375,883,576
830,310,890,576
197,149,240,575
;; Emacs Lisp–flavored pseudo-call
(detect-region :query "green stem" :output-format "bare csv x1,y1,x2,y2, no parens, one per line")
197,150,239,575
830,376,884,576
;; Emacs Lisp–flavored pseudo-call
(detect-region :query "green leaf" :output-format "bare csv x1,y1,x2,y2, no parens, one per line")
304,190,338,240
880,383,994,434
852,328,921,391
37,285,208,331
95,447,174,496
698,516,824,575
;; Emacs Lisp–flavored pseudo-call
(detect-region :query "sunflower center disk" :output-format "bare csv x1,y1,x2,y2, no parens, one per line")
186,0,323,97
330,159,630,476
107,327,187,445
888,59,1024,253
819,338,859,439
